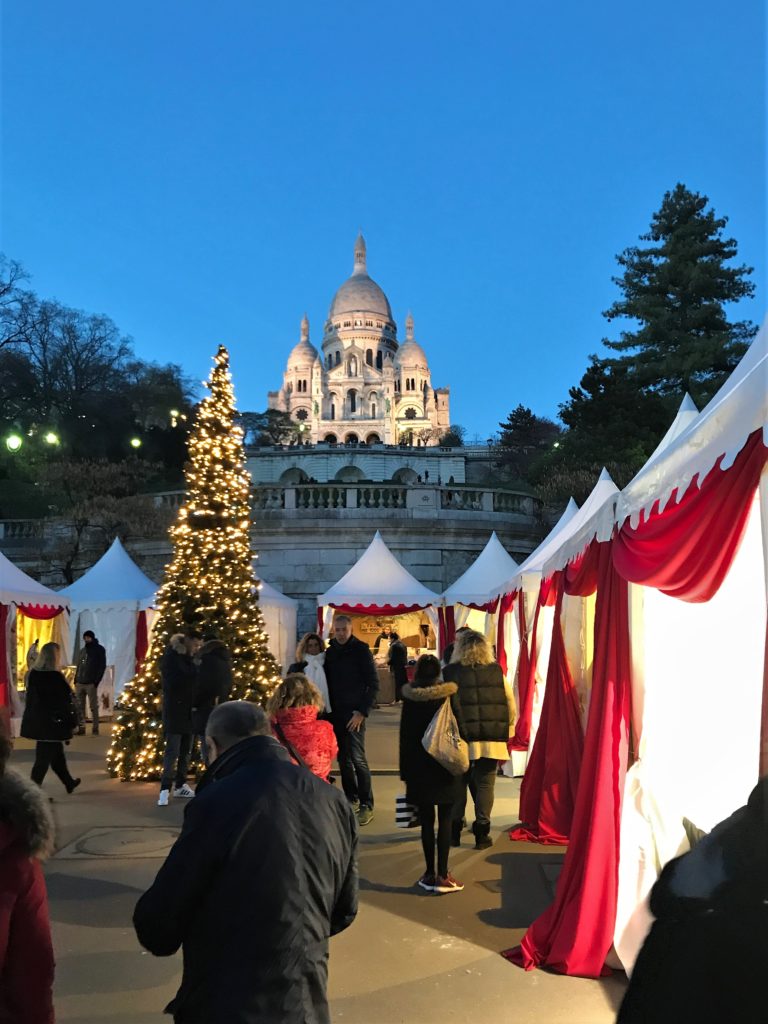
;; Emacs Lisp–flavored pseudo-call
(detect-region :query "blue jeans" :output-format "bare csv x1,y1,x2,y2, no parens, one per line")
160,732,192,792
332,714,373,809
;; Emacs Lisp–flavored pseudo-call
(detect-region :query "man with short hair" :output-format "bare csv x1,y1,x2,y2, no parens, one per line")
324,615,378,825
134,700,358,1024
74,630,106,735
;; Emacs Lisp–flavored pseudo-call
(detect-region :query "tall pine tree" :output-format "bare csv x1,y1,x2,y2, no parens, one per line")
108,345,280,781
602,182,756,404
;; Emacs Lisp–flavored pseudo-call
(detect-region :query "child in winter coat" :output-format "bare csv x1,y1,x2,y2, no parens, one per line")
399,654,466,894
0,730,56,1023
268,673,338,782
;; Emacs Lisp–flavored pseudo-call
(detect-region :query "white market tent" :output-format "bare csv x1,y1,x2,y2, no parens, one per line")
317,531,441,637
442,532,519,639
256,577,298,673
0,551,70,723
60,538,157,694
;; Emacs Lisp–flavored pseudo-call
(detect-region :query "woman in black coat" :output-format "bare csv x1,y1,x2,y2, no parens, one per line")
21,641,80,794
399,654,465,895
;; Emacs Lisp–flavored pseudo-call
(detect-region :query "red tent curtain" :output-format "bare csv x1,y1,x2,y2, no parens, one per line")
18,604,63,620
509,577,557,752
496,591,516,677
510,576,584,845
612,429,767,602
134,610,149,674
504,539,632,976
328,602,429,615
442,605,456,653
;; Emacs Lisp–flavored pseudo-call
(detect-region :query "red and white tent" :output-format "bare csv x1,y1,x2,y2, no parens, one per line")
504,328,767,978
317,531,441,637
0,551,70,732
441,532,519,646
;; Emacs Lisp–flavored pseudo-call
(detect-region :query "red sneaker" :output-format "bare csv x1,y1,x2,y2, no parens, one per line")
434,873,464,893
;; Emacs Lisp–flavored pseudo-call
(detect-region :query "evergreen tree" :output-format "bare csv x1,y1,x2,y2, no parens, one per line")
602,183,756,404
108,346,280,781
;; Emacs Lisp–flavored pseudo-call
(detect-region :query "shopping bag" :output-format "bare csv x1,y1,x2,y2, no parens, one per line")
422,699,469,776
395,793,420,828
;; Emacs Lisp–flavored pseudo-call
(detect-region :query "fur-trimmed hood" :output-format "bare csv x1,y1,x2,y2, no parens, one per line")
0,769,56,860
168,634,190,655
402,681,458,702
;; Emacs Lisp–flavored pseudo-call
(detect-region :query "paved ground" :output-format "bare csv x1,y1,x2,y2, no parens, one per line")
12,707,626,1023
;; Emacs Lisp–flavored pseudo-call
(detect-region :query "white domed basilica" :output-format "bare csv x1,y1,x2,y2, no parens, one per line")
268,235,450,445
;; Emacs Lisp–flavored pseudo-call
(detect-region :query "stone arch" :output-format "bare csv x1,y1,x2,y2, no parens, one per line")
366,432,381,445
344,433,359,444
279,467,309,484
392,466,418,484
324,433,338,444
335,464,365,482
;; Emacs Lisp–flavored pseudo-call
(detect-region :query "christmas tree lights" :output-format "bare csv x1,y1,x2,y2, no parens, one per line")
108,345,280,780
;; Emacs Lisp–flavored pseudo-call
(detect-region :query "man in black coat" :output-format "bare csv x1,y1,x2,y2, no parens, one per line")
134,700,358,1024
323,615,378,825
191,634,233,765
387,633,408,703
74,630,107,735
158,632,200,806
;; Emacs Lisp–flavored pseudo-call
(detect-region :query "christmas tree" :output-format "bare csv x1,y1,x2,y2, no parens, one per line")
108,345,280,780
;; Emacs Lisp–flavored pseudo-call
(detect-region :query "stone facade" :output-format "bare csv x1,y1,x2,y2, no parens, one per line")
268,235,450,446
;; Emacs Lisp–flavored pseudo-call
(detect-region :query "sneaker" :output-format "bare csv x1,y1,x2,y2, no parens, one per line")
434,873,464,894
157,789,170,807
357,806,374,827
349,799,361,813
173,783,195,798
417,873,437,892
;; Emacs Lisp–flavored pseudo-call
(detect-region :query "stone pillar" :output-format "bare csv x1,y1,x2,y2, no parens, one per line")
284,488,296,510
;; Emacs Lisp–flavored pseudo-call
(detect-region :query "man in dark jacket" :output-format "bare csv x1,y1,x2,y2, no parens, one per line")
324,615,378,825
74,630,107,735
158,632,200,807
387,633,408,703
192,634,233,765
134,700,358,1024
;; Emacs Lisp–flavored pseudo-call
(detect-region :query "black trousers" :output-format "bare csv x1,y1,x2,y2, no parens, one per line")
418,802,454,877
31,741,75,789
331,714,373,809
455,757,498,829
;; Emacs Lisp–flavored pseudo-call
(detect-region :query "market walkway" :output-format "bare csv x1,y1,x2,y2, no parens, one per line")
13,708,627,1023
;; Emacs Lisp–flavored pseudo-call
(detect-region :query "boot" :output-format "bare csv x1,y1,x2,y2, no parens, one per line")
472,821,492,851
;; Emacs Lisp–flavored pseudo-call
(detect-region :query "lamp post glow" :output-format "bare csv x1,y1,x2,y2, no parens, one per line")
130,437,142,449
5,434,23,453
43,431,60,446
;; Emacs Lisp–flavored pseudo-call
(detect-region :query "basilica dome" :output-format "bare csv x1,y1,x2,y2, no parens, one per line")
394,313,428,368
287,314,318,365
328,234,393,321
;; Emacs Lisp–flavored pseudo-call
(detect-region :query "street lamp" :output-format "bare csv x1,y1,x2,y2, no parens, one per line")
130,437,142,449
170,408,180,427
43,431,60,446
5,434,23,453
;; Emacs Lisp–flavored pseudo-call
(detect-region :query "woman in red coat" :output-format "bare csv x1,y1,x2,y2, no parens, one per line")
0,730,56,1023
268,673,338,782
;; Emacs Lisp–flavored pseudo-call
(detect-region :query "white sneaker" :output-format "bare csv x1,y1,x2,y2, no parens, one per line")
157,789,170,807
172,784,195,798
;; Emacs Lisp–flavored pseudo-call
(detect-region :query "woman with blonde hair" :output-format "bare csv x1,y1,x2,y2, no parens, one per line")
287,633,331,713
268,673,338,781
21,641,80,794
443,629,514,849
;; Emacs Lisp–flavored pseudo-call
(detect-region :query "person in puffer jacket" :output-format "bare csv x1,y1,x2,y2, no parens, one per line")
0,730,56,1024
268,673,338,782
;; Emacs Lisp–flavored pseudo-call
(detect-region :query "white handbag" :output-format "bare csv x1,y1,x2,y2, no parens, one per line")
422,698,469,776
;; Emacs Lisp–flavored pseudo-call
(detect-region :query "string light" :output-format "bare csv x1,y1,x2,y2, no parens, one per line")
107,345,281,781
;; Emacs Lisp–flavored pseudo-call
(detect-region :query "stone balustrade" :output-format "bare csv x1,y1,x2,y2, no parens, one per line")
0,519,43,541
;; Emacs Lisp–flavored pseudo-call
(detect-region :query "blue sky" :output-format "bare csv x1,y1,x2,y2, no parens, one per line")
2,1,765,438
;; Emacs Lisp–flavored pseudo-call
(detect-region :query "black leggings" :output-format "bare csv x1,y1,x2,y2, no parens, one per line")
31,741,75,790
418,802,454,877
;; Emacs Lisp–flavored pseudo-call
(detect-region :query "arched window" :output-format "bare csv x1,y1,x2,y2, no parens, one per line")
344,433,359,444
365,349,373,366
371,403,376,418
324,433,337,444
348,389,357,414
335,351,341,366
366,432,381,445
376,351,383,370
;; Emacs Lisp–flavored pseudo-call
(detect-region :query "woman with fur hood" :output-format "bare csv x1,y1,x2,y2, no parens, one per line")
0,731,56,1023
287,633,331,713
268,673,338,781
443,630,515,850
399,655,466,894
